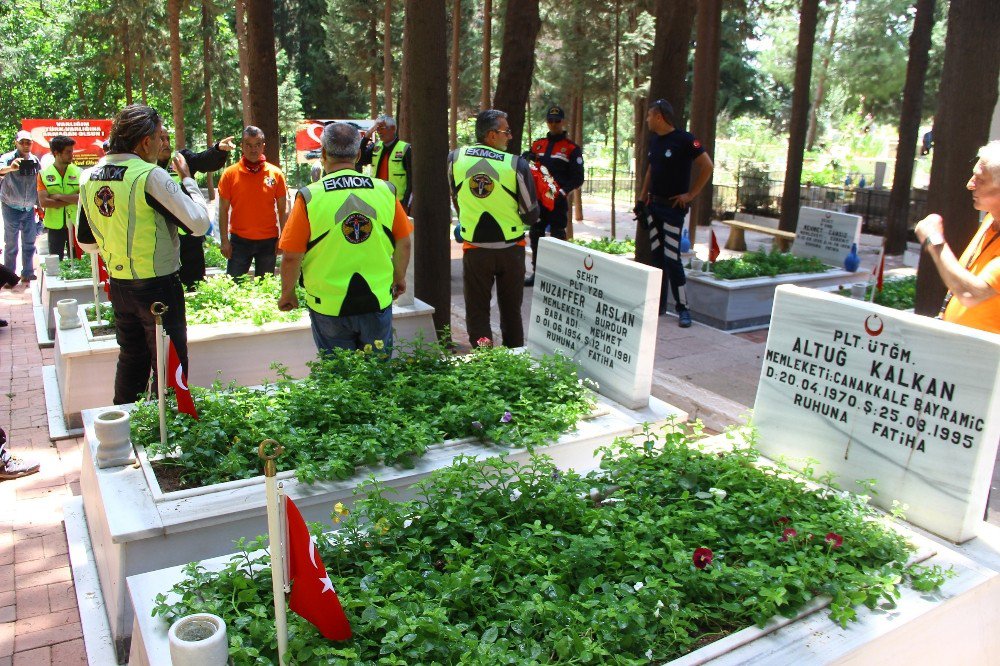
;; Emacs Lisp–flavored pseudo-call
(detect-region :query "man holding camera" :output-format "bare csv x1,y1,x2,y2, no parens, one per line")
1,131,42,283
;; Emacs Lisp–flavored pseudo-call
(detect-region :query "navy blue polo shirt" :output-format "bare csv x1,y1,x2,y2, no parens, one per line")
647,130,705,201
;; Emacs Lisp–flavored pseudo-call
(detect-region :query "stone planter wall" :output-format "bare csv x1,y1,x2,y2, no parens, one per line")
678,268,864,331
73,395,683,655
50,299,436,430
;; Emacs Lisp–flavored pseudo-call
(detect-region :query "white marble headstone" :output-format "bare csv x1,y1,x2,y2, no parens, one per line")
527,237,660,409
791,207,862,267
754,286,1000,543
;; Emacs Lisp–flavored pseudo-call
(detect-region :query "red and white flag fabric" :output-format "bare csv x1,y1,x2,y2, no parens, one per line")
709,230,721,262
97,255,110,295
166,337,198,419
285,496,352,641
872,243,886,292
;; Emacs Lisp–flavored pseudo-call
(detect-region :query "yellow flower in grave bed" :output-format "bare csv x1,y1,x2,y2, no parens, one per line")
332,502,350,523
374,517,390,535
364,343,373,353
374,339,385,350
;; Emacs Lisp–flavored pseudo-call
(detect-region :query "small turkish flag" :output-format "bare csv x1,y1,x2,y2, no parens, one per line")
97,255,110,296
286,496,352,641
709,230,721,262
873,244,886,291
166,337,198,419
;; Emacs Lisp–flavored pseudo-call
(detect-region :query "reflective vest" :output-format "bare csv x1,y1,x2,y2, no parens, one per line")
370,140,409,202
452,145,524,244
39,163,81,230
301,169,398,317
80,158,180,279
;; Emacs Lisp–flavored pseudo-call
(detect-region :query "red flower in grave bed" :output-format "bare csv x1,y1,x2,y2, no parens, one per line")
779,528,798,542
825,532,844,549
692,547,713,569
775,516,791,526
476,337,493,347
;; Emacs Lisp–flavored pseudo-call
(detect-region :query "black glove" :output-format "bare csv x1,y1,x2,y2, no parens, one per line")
633,201,651,230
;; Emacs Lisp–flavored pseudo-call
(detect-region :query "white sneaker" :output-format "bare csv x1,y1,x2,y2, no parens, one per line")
0,455,40,480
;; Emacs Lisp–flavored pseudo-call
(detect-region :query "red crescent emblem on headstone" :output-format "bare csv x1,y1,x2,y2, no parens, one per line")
583,255,594,271
864,314,883,337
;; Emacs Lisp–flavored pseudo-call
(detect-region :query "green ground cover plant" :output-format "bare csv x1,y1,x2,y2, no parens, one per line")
184,275,305,326
58,254,92,280
710,249,829,279
132,342,595,489
571,237,636,256
203,240,228,269
152,427,948,665
838,276,916,310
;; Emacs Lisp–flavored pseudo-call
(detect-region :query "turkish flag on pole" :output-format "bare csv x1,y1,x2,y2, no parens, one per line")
709,230,721,262
96,255,110,295
166,337,198,419
285,496,352,641
874,244,886,291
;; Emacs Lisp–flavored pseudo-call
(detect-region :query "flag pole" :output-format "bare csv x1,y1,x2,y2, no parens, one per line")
869,241,886,303
151,302,168,448
91,254,101,328
260,440,290,666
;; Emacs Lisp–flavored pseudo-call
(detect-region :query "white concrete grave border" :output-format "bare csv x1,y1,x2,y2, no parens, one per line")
73,388,684,655
119,429,1000,666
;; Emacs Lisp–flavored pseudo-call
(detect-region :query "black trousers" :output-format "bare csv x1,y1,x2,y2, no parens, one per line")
463,244,526,348
47,226,70,261
227,233,277,278
528,195,569,271
109,273,188,405
647,201,688,314
178,234,206,290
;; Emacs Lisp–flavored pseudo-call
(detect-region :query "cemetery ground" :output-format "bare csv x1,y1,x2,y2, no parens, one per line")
0,199,997,664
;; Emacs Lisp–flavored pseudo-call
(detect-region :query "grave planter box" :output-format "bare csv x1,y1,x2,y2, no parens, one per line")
73,395,683,656
48,299,436,430
680,268,862,331
119,430,1000,666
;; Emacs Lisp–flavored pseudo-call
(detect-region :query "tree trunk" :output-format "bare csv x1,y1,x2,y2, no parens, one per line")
245,0,281,166
405,0,451,334
400,16,412,139
571,94,584,228
492,0,541,154
806,2,841,152
778,0,821,241
915,0,1000,314
122,19,134,104
75,78,90,117
689,0,722,241
610,0,620,238
885,0,935,255
450,0,461,149
369,15,379,118
481,0,492,109
235,0,252,126
168,0,186,149
383,0,394,114
139,56,148,104
203,0,216,200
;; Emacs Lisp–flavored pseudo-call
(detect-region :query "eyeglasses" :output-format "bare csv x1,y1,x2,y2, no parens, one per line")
493,128,512,136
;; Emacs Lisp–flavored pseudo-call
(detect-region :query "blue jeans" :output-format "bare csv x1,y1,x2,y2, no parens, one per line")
2,204,38,279
309,306,393,354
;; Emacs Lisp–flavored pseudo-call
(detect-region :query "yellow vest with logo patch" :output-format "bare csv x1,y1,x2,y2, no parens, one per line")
40,163,81,230
452,145,523,243
301,169,398,317
370,140,409,203
80,159,180,279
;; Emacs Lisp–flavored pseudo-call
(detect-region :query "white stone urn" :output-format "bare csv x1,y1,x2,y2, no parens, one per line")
56,299,81,329
850,282,868,300
94,410,134,469
690,258,704,273
44,254,60,277
168,613,229,666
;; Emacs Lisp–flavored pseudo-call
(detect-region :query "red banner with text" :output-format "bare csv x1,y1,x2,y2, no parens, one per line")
21,119,112,168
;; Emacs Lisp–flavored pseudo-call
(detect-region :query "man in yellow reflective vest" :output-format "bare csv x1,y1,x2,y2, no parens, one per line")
359,115,412,213
278,122,412,353
36,135,81,261
449,109,539,348
77,104,211,405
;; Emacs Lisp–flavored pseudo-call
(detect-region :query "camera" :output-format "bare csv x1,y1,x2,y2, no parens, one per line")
17,157,39,176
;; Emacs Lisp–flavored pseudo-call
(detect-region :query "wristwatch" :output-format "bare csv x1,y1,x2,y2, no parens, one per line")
922,233,945,250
